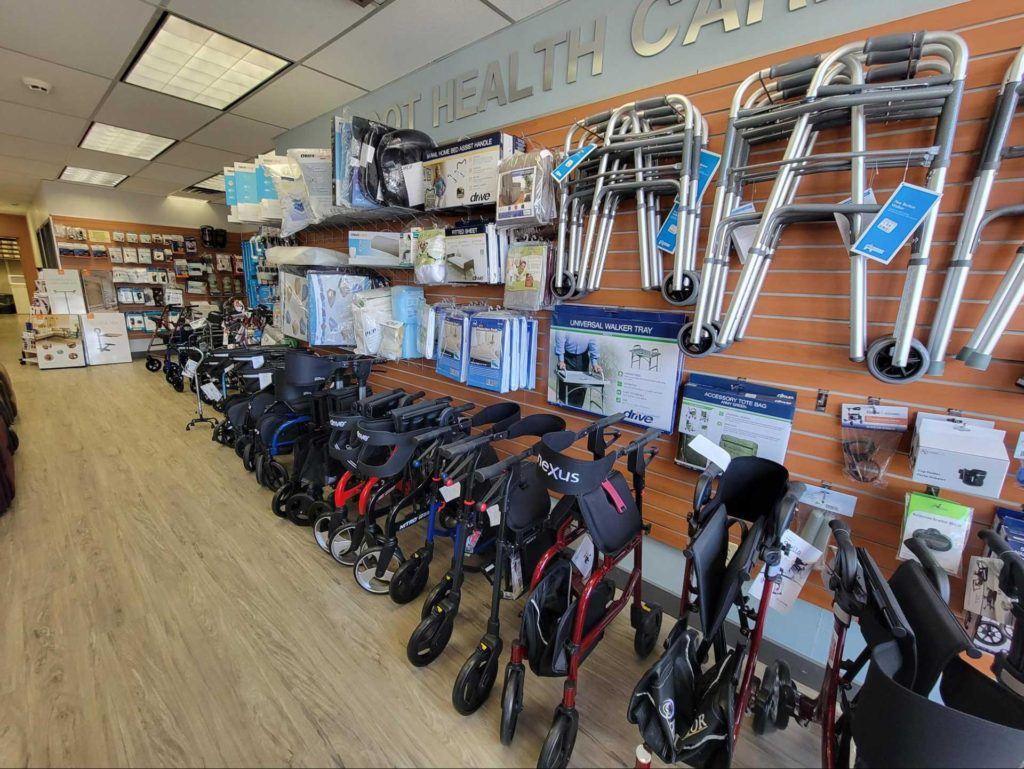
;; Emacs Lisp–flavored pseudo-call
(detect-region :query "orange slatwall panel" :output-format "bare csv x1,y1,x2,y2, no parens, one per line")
302,2,1024,612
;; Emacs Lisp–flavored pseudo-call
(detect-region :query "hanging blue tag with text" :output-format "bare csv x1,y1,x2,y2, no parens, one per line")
551,144,597,184
852,182,941,265
657,150,722,253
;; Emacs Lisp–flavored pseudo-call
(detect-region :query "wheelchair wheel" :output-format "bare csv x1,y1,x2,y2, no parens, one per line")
145,356,162,372
242,442,257,473
311,504,336,552
500,663,525,745
254,452,266,483
329,522,362,566
633,604,663,658
354,546,404,594
407,606,455,667
263,460,288,491
538,707,579,769
7,429,18,454
389,554,431,605
285,493,316,526
171,375,184,393
271,481,297,517
421,575,453,620
752,660,792,735
452,641,502,715
234,434,249,459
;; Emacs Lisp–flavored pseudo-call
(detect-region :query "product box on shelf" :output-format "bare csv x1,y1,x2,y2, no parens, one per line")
423,132,525,211
911,419,1009,500
899,491,973,576
348,231,406,267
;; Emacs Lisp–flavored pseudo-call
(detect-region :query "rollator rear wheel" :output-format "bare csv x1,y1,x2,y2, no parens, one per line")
271,481,298,517
389,555,430,604
145,357,161,372
310,503,334,552
353,546,404,594
865,336,930,384
329,522,362,566
661,272,699,307
752,660,792,735
678,322,717,357
538,707,578,769
500,663,525,745
407,607,455,667
452,642,501,715
633,605,663,658
285,493,316,526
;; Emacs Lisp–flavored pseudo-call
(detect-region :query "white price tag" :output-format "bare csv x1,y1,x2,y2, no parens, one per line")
688,434,732,471
182,359,198,378
486,503,501,528
200,382,223,402
440,481,462,503
258,372,273,389
250,355,264,369
799,484,857,517
508,552,524,599
572,533,595,581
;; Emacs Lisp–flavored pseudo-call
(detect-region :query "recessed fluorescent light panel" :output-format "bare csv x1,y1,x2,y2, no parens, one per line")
194,173,226,192
80,122,175,160
59,167,127,187
124,15,289,109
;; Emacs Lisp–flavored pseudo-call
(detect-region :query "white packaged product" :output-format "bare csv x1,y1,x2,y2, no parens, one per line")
288,148,343,223
414,228,447,284
379,319,405,360
504,241,551,311
418,302,438,359
351,287,393,355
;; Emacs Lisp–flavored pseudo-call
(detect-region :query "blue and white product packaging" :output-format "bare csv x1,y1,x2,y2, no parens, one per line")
548,306,687,432
551,144,597,184
288,148,341,223
256,154,283,222
852,182,942,265
445,221,492,283
423,132,525,211
655,149,721,254
224,166,237,213
306,271,374,347
234,162,260,222
677,374,797,470
391,285,425,359
348,231,404,267
436,309,475,383
467,313,512,393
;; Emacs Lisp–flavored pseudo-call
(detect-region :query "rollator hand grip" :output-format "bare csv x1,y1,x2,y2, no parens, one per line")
581,109,612,126
473,443,540,484
864,32,924,54
828,519,860,587
905,534,950,603
768,54,822,79
979,529,1012,557
439,434,491,460
577,412,625,438
624,428,662,455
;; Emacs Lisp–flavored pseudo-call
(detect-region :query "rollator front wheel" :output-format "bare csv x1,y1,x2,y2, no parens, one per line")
311,503,336,552
452,641,502,715
285,493,316,526
538,707,579,769
633,604,663,658
499,663,525,745
661,271,699,307
271,481,298,517
353,546,404,594
262,460,288,491
389,555,431,605
407,606,455,667
329,522,363,566
865,336,930,384
421,575,453,620
752,660,792,735
677,322,717,357
145,357,162,372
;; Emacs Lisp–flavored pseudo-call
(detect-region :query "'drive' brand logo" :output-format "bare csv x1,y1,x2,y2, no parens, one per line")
538,458,580,484
356,431,369,442
624,408,655,425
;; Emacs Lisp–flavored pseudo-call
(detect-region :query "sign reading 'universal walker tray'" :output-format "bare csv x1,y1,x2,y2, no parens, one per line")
548,305,686,432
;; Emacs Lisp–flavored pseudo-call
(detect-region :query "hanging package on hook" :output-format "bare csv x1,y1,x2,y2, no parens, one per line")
496,150,556,228
414,227,447,285
840,403,908,486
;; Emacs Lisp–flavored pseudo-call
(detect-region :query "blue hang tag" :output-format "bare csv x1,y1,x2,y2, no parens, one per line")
656,150,723,254
551,144,597,184
852,182,941,265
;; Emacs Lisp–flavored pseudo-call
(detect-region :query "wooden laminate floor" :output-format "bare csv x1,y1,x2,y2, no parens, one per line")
0,316,820,768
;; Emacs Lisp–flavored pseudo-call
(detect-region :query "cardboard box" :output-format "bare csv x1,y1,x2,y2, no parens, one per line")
911,420,1009,499
422,132,525,211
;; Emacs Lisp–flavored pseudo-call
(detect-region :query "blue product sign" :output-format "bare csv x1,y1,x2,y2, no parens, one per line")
852,182,941,265
224,171,237,206
235,169,258,205
256,165,278,202
551,144,597,184
656,149,722,253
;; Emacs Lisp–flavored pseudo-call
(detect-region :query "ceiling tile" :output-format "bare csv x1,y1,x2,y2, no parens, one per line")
188,114,282,155
166,0,375,61
231,66,364,129
156,142,244,172
0,0,156,78
0,134,71,164
306,0,507,90
134,162,208,185
0,169,46,188
95,83,220,140
0,101,88,145
117,176,185,196
64,147,149,176
487,0,564,21
0,49,112,119
0,155,64,180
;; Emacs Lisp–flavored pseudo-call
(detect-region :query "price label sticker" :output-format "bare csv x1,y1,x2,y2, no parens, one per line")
440,481,462,503
572,533,595,580
486,503,501,528
200,382,223,402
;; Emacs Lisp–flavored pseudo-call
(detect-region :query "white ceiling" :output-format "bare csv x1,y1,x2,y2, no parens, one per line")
0,0,565,208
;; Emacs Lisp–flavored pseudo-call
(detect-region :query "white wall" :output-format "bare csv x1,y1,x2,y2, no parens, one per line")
33,180,244,232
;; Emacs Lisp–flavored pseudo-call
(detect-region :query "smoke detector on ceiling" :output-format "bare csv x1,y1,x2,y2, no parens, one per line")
22,77,51,94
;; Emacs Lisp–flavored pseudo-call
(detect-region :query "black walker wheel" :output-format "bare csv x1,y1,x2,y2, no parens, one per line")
865,336,930,384
145,357,162,372
329,522,362,566
500,662,525,745
311,503,336,552
452,639,503,715
633,604,663,658
271,481,297,517
284,492,316,525
752,660,793,735
407,605,456,667
421,576,453,620
537,706,579,769
661,272,699,307
549,271,577,301
678,321,717,357
389,554,431,605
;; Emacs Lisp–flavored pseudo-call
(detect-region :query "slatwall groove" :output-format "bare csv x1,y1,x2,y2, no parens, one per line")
306,3,1024,612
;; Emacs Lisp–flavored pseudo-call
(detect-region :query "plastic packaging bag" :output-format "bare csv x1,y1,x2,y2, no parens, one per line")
379,319,405,360
840,403,908,486
503,240,552,311
414,227,447,285
288,148,343,223
496,150,557,228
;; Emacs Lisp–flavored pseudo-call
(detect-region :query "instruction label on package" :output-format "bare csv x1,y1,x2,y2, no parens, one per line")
799,484,857,517
749,530,823,613
852,182,941,265
655,150,722,254
551,144,596,184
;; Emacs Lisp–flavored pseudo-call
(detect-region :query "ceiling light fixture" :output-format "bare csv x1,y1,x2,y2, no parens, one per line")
80,122,175,160
59,167,127,187
193,173,226,192
124,14,289,110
